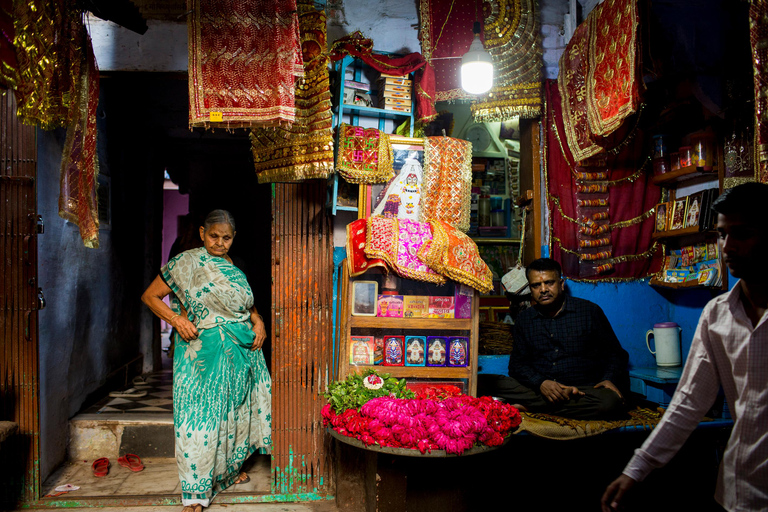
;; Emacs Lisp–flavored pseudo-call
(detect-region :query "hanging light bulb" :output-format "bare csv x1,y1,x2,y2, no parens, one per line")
461,21,493,95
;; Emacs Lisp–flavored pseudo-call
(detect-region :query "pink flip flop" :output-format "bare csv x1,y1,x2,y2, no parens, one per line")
117,453,144,472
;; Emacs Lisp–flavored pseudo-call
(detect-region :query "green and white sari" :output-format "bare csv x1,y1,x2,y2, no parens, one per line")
161,247,272,507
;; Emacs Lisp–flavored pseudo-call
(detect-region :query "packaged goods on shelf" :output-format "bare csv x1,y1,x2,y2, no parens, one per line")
428,296,455,318
403,296,429,318
405,336,427,366
383,336,405,366
378,73,412,86
377,295,404,317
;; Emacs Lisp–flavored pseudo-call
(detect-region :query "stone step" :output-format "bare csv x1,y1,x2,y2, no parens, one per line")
69,413,175,461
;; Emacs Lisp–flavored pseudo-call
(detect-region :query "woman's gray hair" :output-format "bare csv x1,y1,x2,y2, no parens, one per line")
203,209,236,232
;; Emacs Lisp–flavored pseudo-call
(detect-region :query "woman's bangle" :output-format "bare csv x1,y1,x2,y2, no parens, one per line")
169,313,181,323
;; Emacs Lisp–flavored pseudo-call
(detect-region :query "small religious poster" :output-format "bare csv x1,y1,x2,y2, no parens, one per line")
426,336,447,366
669,198,688,231
349,336,374,366
684,192,703,229
447,337,469,367
655,202,669,233
382,336,405,366
404,336,426,366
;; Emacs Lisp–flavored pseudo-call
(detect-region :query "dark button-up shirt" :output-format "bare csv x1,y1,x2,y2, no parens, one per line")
508,296,629,392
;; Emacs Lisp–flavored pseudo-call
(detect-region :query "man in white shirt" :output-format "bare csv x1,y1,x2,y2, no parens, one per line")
602,182,768,512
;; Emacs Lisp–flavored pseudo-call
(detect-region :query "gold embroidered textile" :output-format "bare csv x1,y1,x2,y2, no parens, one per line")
250,1,334,183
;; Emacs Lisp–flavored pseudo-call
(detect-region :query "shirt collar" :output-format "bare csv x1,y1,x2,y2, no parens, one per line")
533,295,571,318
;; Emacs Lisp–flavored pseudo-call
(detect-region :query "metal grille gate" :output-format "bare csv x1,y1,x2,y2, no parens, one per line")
271,182,334,496
0,92,40,506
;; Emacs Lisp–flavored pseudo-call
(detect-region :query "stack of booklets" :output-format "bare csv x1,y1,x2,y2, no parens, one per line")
343,79,372,107
661,241,723,287
377,73,412,112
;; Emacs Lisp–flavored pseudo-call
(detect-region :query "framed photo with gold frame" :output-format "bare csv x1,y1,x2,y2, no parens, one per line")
358,136,424,219
669,197,688,231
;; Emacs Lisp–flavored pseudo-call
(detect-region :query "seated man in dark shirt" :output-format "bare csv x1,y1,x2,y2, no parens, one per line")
492,258,629,419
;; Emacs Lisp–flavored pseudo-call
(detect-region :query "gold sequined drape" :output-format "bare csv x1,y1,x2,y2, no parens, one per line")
249,0,334,183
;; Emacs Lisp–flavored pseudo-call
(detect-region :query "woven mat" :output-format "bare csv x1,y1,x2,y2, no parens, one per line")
515,407,673,440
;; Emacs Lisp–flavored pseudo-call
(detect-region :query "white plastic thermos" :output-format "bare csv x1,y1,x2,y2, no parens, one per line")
646,322,682,366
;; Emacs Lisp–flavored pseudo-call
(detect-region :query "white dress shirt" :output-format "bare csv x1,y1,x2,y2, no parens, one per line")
623,282,768,511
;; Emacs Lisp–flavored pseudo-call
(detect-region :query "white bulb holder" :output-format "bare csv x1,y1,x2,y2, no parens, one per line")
461,33,493,95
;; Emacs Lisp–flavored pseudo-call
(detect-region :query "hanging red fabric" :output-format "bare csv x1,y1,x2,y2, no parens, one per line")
329,32,437,122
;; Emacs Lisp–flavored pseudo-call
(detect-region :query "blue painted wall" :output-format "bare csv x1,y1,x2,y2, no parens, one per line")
566,280,722,370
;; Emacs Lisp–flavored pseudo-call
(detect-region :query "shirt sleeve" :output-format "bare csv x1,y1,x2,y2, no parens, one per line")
622,304,722,482
593,305,629,387
509,315,549,389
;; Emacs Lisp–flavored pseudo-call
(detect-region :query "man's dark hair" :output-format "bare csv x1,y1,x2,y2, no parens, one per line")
712,182,768,221
525,258,562,279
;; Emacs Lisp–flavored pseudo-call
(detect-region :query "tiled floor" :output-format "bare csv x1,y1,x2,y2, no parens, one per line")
82,369,174,415
42,454,271,499
57,368,278,506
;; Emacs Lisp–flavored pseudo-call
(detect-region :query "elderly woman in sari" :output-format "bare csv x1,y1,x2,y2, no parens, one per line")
141,209,271,512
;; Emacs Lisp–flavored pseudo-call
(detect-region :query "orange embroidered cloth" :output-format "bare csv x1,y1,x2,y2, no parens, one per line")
558,0,640,162
418,221,493,294
250,1,334,183
419,137,472,232
188,0,303,129
58,27,100,248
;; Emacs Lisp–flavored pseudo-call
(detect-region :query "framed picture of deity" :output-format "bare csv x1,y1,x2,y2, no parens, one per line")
359,136,424,220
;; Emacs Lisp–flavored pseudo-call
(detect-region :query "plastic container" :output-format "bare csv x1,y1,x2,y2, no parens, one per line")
491,209,505,227
478,195,491,227
652,134,668,159
670,151,680,171
691,131,716,170
653,156,670,175
678,146,693,168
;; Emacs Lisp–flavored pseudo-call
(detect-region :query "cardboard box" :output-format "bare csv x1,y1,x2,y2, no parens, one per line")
349,336,374,365
380,90,412,100
379,74,412,86
380,83,411,94
428,296,455,318
403,296,429,318
454,285,473,319
377,295,404,317
379,96,411,107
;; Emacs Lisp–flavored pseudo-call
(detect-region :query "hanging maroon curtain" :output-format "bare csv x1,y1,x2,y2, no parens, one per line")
545,80,662,280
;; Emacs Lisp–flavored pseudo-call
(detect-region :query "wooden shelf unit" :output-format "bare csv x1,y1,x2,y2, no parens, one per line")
339,263,480,396
651,165,718,186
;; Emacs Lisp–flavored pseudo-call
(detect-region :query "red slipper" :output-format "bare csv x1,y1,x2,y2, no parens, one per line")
92,457,109,477
117,453,144,472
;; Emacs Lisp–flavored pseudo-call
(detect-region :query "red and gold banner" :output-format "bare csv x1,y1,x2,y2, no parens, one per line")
545,81,661,280
58,27,100,248
558,0,640,163
188,0,303,128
